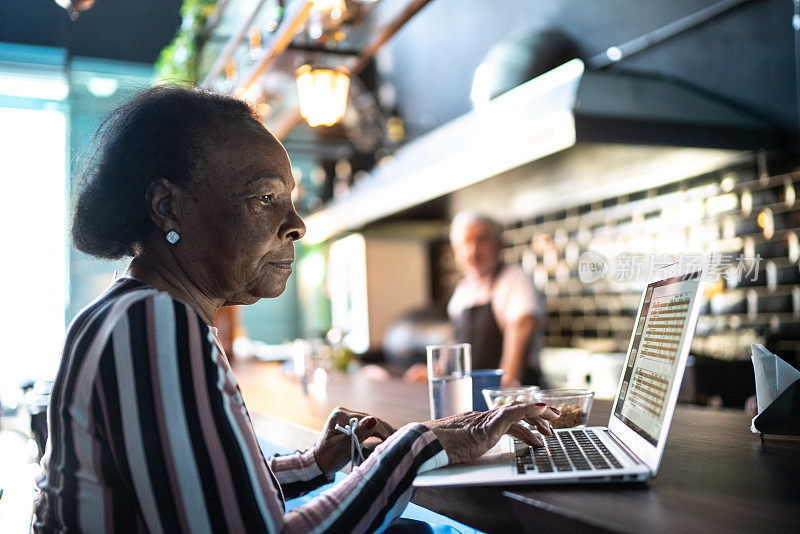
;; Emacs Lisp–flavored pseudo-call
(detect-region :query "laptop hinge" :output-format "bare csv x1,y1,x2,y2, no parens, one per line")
604,430,646,467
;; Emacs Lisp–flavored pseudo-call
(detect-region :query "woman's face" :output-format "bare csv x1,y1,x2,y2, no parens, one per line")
175,121,305,304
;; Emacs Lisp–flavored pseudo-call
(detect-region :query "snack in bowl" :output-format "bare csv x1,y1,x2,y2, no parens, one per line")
533,389,594,428
482,386,540,410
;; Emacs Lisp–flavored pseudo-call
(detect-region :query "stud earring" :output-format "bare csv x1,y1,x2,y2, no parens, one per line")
165,230,181,244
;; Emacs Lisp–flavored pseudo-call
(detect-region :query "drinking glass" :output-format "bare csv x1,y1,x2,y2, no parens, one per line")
427,343,473,419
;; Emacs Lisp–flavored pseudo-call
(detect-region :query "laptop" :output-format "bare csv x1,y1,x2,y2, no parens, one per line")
414,263,706,486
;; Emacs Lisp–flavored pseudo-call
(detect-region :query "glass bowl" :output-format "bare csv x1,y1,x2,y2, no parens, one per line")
533,388,594,428
482,386,540,410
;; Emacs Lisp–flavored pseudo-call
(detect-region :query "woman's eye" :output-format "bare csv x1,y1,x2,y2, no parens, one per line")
259,194,274,204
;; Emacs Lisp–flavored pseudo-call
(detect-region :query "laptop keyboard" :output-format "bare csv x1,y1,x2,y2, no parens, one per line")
514,429,624,474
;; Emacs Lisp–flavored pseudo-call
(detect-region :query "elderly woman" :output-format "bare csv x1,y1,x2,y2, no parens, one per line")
34,86,558,533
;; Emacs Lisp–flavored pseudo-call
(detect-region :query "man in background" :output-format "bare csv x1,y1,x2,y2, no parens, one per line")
447,211,544,387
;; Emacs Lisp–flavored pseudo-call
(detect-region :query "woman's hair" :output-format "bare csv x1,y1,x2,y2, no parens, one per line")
71,85,263,259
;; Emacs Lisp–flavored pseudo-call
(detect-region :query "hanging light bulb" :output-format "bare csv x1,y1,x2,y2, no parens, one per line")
296,65,350,127
55,0,95,20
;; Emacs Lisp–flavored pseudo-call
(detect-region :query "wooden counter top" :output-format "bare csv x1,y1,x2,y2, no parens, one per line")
234,359,800,533
234,359,430,431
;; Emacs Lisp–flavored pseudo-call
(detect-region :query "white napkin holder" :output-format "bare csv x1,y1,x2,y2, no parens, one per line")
750,344,800,439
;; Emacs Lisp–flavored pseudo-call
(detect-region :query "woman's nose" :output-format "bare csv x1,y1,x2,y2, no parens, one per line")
283,206,306,241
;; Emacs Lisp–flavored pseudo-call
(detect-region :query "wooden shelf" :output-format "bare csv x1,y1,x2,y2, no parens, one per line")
197,0,434,138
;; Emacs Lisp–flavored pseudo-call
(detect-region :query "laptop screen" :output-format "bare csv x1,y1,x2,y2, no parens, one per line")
612,271,701,446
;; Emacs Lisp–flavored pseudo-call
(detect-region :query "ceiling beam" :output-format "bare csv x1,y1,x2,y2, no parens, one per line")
202,0,268,87
346,0,433,77
237,0,315,96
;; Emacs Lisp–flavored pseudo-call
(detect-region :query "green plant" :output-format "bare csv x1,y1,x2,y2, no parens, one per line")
155,0,218,84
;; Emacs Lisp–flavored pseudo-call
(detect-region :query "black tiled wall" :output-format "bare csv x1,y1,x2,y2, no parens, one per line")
434,155,800,382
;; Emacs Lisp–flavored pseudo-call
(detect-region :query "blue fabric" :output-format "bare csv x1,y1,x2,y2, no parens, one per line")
257,437,484,533
281,474,481,533
258,437,294,457
397,503,484,534
382,517,462,533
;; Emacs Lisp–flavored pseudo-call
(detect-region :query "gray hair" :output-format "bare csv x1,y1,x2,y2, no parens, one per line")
449,210,503,245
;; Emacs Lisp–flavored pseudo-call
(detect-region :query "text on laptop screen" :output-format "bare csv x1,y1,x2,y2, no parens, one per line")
613,272,701,446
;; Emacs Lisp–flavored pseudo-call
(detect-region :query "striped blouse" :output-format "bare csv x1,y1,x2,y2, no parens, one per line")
34,278,447,533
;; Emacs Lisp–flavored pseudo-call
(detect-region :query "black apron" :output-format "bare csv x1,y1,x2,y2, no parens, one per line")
453,297,544,386
453,302,503,371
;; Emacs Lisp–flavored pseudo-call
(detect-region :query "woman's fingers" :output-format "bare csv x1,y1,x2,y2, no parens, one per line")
344,414,393,442
354,416,392,441
426,403,563,465
538,405,562,421
353,416,376,441
528,417,554,436
492,402,557,437
358,415,394,440
331,406,370,421
496,402,548,426
515,404,557,432
524,414,555,431
506,422,543,448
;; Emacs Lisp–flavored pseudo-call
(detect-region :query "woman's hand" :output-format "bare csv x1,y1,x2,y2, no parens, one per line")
424,403,560,465
313,406,396,474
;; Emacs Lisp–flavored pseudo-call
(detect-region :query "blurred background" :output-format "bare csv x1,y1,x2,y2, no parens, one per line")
1,0,799,528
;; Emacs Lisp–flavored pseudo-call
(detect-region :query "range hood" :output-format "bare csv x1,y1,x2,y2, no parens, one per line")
304,59,782,243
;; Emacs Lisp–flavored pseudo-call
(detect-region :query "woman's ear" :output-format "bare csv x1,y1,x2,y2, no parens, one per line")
146,178,182,233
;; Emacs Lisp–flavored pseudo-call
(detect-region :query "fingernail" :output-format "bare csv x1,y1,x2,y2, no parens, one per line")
534,402,547,406
364,417,376,430
550,407,561,415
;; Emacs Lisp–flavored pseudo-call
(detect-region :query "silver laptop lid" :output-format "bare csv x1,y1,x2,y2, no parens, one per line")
607,264,705,475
